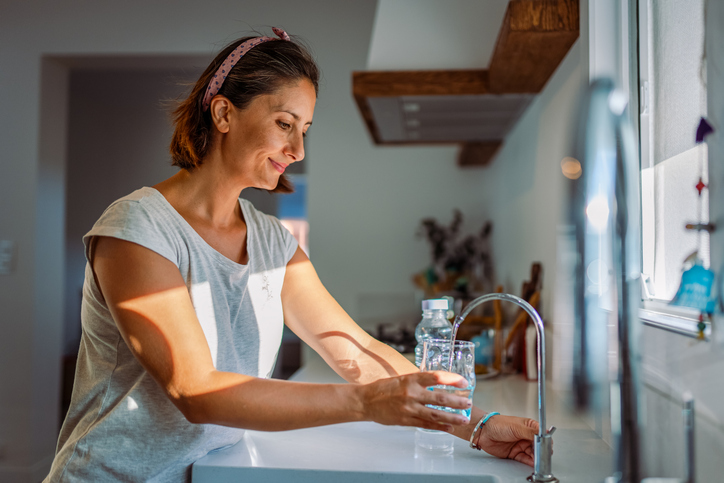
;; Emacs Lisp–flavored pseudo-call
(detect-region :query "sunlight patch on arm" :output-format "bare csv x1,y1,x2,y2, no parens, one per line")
190,281,219,368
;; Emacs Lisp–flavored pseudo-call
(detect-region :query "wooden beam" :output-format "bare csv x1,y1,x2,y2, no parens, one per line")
352,89,383,144
352,69,489,98
488,0,579,93
457,142,503,167
352,70,490,145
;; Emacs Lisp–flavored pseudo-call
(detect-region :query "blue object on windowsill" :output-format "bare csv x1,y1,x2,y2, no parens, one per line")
670,262,716,313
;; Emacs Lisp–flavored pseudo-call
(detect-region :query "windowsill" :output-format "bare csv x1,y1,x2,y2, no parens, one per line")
639,300,711,340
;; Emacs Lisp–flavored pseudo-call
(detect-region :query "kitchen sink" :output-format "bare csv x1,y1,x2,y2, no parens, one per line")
193,466,499,483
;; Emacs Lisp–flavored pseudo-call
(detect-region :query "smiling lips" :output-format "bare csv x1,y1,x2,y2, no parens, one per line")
269,159,288,173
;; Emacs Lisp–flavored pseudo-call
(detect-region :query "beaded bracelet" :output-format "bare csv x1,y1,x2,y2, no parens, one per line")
469,412,500,450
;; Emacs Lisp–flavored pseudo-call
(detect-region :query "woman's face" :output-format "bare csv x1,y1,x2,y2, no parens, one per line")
218,79,316,191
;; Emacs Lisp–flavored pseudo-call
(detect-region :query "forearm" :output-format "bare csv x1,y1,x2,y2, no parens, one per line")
281,248,417,384
180,370,365,430
178,368,474,435
334,337,419,385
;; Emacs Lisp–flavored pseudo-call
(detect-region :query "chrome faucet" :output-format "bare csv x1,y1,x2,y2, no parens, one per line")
570,78,643,482
454,293,557,483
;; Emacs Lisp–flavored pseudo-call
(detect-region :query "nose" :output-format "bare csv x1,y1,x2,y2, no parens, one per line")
284,132,305,163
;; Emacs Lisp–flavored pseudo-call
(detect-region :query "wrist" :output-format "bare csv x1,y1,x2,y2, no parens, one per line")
473,419,485,448
445,404,479,441
349,382,370,422
470,411,500,450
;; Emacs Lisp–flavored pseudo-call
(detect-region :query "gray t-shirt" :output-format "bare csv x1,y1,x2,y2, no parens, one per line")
46,187,298,482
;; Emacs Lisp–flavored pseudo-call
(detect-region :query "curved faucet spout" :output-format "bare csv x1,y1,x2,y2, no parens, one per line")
455,293,547,435
455,292,557,482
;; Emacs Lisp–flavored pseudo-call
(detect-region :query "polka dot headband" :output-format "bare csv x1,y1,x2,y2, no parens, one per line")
202,27,291,112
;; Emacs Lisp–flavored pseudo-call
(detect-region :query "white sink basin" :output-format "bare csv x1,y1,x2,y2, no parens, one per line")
192,424,522,483
193,467,499,483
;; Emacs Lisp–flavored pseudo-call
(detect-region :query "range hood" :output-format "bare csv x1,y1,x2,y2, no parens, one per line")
353,0,579,165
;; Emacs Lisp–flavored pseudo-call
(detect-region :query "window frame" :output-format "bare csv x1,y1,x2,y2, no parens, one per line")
634,0,711,340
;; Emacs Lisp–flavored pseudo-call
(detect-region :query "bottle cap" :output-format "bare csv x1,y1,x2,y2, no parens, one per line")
422,298,448,310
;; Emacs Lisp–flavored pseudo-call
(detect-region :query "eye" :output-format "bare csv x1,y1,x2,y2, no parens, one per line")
277,121,291,130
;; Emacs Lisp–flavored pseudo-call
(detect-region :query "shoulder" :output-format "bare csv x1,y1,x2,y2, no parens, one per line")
96,187,166,225
84,187,180,265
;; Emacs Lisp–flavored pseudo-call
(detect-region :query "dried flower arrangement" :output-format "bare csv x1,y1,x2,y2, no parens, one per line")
413,209,494,298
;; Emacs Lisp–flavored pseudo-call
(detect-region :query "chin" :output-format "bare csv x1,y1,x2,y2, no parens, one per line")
252,177,280,192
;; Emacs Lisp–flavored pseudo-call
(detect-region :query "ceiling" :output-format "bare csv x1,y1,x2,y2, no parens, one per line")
366,0,509,71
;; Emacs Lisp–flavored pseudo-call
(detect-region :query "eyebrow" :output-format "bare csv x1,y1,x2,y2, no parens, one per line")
275,108,313,126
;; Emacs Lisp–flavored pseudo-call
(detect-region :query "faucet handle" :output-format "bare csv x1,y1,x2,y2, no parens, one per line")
546,426,556,436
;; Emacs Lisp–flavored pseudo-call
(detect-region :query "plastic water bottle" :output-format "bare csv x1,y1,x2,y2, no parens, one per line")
414,298,452,368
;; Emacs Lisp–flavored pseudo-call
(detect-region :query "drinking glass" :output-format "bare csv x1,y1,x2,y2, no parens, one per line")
420,339,476,419
415,339,476,453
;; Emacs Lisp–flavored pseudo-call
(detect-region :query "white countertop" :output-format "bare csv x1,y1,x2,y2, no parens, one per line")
192,357,613,482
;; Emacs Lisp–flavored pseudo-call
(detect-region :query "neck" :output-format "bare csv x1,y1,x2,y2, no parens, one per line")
155,164,248,229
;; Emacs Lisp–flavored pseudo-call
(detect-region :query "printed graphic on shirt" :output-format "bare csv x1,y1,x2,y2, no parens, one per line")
248,266,286,378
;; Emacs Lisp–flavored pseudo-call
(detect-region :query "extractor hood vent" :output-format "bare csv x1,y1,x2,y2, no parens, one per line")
353,0,579,165
367,94,534,143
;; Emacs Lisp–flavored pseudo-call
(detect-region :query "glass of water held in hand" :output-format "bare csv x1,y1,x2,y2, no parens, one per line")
415,339,476,453
420,339,476,420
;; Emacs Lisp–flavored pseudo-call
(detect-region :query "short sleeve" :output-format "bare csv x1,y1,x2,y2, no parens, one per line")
263,214,299,266
278,218,299,264
238,198,299,268
83,197,179,267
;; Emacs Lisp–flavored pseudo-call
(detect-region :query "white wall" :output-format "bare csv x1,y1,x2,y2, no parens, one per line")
367,0,508,70
475,44,583,321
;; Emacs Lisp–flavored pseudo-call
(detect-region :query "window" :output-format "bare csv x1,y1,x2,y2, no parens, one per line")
278,174,310,256
638,0,708,303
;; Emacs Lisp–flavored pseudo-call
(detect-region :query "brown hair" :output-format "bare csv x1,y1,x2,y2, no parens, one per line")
170,34,320,193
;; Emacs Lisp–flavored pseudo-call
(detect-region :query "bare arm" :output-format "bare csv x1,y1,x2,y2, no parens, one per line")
280,247,420,384
280,247,539,466
91,237,469,432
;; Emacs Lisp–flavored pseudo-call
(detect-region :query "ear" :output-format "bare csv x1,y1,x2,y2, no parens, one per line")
209,96,233,134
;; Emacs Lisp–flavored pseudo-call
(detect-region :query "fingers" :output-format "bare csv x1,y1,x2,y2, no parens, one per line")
421,405,470,426
419,386,471,412
513,449,535,467
361,374,471,431
509,440,535,467
507,417,539,441
419,370,468,389
518,420,539,441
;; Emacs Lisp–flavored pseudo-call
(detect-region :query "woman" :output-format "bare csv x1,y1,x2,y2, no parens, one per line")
46,28,538,482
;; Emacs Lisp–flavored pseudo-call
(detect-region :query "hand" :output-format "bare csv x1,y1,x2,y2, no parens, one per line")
475,415,539,466
359,371,471,432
